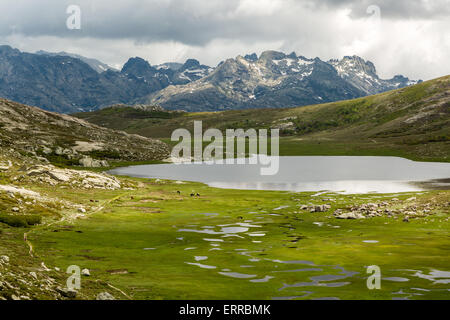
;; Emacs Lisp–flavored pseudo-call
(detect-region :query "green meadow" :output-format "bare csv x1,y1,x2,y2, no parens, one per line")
20,178,450,300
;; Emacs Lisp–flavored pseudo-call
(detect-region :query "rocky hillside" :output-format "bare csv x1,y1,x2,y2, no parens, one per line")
0,45,418,113
145,51,419,111
0,98,170,167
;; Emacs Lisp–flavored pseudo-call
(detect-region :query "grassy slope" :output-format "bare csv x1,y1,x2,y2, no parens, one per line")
75,75,450,162
17,178,450,300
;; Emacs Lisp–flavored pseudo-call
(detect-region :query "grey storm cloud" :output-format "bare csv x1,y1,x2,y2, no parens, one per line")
0,0,324,46
0,0,449,81
2,0,447,45
309,0,450,19
2,0,271,44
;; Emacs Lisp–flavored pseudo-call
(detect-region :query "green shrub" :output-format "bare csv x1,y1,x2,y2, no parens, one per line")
36,151,80,167
428,135,449,143
0,214,27,227
88,149,122,160
25,215,42,226
0,214,42,228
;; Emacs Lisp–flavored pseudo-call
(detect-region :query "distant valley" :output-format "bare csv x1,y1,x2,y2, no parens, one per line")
76,76,450,162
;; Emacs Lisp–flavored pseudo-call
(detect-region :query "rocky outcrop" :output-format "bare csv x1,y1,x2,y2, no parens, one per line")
332,199,448,220
25,165,121,189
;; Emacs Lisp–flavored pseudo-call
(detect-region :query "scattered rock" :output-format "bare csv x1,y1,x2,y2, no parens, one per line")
47,172,71,182
96,292,115,300
304,204,332,213
0,160,12,171
40,262,51,271
41,146,52,155
106,269,128,275
81,268,90,276
0,255,10,264
79,156,109,168
336,212,366,220
56,286,77,299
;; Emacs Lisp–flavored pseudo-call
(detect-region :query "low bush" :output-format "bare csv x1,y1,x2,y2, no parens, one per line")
0,213,42,228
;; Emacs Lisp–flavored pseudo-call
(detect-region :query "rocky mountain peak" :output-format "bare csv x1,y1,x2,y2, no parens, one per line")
157,62,183,71
181,59,201,70
35,50,117,73
287,52,297,59
244,53,258,62
259,50,286,62
121,57,154,75
327,55,420,95
209,58,244,82
0,45,20,56
391,74,409,82
175,59,212,83
333,55,377,76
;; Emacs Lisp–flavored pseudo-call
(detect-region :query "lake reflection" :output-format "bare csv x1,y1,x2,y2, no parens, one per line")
109,156,450,194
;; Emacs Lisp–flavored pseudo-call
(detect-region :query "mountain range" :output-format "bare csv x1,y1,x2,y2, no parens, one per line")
0,45,420,113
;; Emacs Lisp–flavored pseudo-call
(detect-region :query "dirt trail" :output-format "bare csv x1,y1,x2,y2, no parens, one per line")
24,192,126,257
22,192,132,298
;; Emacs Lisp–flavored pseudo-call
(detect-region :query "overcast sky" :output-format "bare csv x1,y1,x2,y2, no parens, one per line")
1,0,449,80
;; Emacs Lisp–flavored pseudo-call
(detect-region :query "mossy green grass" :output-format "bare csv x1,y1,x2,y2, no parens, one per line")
27,179,450,300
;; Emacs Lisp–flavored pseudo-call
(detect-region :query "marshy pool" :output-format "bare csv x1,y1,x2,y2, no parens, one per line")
109,156,450,194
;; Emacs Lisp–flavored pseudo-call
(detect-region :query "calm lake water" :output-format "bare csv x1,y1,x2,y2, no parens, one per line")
109,156,450,194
